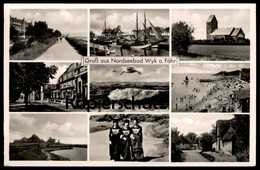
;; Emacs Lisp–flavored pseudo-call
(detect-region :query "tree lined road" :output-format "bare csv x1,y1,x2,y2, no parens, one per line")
36,38,83,60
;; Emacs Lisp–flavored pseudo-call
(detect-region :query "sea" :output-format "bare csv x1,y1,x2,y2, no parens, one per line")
51,147,87,161
171,73,217,111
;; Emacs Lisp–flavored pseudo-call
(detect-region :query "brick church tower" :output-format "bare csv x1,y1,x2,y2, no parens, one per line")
206,15,218,40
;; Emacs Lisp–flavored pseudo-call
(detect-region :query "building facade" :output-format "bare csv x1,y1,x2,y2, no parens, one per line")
51,63,88,105
213,119,236,156
10,16,32,39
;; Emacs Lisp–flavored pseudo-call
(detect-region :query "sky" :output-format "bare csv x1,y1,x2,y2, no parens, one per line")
45,63,74,84
171,114,234,136
90,65,169,82
10,114,88,144
172,9,250,40
90,9,169,35
172,63,250,74
11,9,88,37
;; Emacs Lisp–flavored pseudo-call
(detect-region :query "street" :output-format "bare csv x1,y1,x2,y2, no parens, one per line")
36,38,83,60
182,149,210,162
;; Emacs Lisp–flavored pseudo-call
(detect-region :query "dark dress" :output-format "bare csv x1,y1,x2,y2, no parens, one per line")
120,127,134,161
109,126,122,161
131,125,144,160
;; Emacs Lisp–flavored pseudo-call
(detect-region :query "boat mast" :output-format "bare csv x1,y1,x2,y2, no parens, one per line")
136,12,138,42
144,11,147,42
104,17,106,31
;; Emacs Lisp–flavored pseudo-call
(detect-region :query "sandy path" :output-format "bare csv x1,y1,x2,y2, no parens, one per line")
36,38,82,60
89,122,163,161
182,150,209,162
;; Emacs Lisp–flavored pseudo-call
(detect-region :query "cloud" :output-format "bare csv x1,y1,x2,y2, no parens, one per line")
91,65,169,82
90,9,169,35
171,114,234,135
41,121,87,138
10,131,24,142
10,114,37,128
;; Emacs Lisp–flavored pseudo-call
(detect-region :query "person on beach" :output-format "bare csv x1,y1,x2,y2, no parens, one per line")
109,119,122,161
120,119,134,161
131,117,144,160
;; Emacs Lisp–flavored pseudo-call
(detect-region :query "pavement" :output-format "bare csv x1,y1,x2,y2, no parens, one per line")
36,38,82,60
9,100,89,112
182,149,210,162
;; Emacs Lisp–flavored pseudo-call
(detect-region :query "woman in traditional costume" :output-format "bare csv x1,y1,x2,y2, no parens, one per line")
120,119,134,161
109,119,122,161
131,117,144,160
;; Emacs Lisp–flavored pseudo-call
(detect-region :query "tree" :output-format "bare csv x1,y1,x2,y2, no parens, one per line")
171,127,183,162
25,23,34,37
9,63,58,109
54,30,62,37
200,132,214,151
233,115,249,158
10,26,19,42
185,132,198,144
172,21,194,55
32,21,49,42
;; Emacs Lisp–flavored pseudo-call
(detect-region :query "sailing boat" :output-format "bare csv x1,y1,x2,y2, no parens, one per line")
148,20,169,49
184,76,189,83
95,17,113,45
130,12,151,49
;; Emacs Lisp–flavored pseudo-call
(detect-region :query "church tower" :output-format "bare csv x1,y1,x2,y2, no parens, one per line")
206,15,218,40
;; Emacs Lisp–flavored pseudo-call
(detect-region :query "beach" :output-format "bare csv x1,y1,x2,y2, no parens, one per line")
172,74,250,112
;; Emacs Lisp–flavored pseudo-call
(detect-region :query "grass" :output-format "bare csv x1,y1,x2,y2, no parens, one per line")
10,38,57,60
10,147,47,160
89,121,112,133
173,44,250,61
65,37,87,56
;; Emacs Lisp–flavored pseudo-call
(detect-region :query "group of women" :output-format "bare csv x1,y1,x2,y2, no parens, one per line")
109,117,144,161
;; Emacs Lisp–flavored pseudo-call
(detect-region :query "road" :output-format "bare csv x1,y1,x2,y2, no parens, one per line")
36,38,83,60
182,149,210,162
89,122,164,161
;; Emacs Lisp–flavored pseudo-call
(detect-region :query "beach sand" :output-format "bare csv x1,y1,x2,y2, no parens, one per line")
172,76,249,112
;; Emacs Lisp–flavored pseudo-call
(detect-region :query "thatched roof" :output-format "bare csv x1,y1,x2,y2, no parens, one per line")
222,126,236,142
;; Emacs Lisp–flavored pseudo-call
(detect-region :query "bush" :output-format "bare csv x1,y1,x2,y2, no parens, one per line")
27,37,35,47
10,41,27,55
236,150,249,162
171,144,183,162
172,21,194,55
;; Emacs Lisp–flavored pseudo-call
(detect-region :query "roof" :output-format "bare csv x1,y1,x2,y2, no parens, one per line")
222,127,236,142
231,28,244,37
210,27,234,36
216,119,233,137
207,15,217,22
233,90,250,100
180,135,192,144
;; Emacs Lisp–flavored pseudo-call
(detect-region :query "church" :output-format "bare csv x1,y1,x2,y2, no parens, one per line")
206,15,246,41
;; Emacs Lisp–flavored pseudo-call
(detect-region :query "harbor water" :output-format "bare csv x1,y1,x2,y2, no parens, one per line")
90,43,169,56
51,147,87,161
